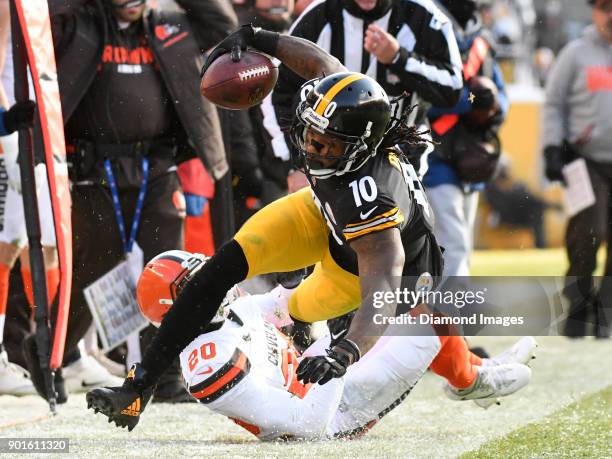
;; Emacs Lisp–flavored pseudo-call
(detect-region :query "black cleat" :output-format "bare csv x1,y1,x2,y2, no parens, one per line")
86,363,153,431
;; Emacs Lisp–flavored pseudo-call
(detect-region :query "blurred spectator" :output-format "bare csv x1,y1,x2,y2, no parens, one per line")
0,95,38,395
542,0,612,338
234,0,294,30
425,0,509,276
484,158,561,248
480,0,536,85
25,0,237,403
533,46,555,86
534,0,568,54
478,0,494,29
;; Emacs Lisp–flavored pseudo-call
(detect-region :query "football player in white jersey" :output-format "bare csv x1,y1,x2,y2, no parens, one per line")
87,250,535,439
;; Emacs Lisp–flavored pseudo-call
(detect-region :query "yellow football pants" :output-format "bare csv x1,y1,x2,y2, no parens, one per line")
234,187,360,322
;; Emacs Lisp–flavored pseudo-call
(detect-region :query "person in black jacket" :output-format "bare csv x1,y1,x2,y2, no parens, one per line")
22,0,238,404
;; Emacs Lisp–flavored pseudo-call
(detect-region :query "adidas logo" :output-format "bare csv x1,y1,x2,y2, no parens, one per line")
121,397,141,417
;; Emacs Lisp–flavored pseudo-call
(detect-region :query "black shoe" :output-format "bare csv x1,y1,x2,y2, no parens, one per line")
23,334,67,403
151,358,194,404
152,378,194,404
86,363,153,431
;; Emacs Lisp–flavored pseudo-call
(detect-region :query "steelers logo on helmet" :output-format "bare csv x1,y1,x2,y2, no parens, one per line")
290,72,391,179
136,250,238,327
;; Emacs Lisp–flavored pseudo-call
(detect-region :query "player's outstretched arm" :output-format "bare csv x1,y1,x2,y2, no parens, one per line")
345,228,405,354
297,229,404,386
202,25,346,81
273,35,346,80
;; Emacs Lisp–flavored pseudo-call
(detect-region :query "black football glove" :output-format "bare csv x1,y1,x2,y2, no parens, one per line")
3,100,36,133
543,145,565,183
201,24,279,76
296,339,360,385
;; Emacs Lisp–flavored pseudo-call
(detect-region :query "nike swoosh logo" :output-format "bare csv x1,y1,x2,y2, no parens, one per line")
330,330,344,341
359,206,378,220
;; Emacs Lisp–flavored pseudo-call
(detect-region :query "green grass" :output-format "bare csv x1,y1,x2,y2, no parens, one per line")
462,385,612,459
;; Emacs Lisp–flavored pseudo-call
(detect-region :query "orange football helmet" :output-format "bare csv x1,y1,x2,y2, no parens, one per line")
136,250,240,326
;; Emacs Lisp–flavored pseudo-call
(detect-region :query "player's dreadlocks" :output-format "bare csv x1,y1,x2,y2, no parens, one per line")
380,92,437,151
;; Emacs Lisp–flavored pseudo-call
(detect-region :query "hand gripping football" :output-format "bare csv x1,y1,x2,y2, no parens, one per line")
200,50,278,110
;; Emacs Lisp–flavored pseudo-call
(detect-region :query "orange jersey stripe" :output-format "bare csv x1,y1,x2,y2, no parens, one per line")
281,347,311,399
192,353,247,400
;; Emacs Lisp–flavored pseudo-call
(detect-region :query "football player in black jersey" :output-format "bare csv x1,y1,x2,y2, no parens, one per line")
86,25,509,426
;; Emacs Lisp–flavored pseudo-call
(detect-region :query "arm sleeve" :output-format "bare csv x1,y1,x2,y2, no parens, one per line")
221,373,344,439
542,42,577,147
389,10,463,107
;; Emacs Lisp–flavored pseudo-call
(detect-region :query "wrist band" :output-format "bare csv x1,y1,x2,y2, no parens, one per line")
335,338,361,364
253,29,280,57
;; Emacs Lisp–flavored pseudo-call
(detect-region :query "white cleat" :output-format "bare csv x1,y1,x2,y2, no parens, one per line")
475,337,538,409
444,363,531,404
481,337,538,368
63,355,123,393
0,351,37,396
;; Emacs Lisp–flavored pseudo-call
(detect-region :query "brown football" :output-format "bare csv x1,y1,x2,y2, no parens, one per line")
200,50,278,110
